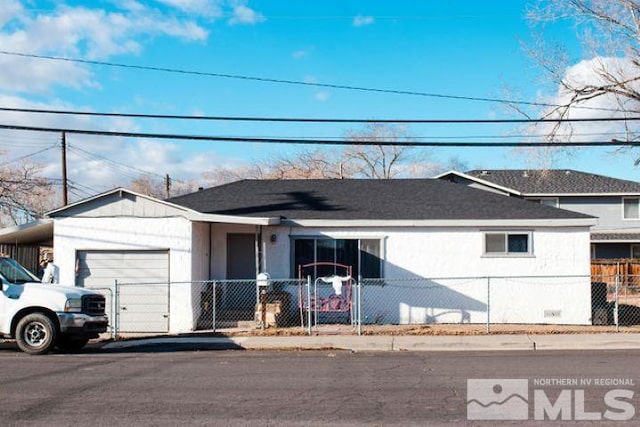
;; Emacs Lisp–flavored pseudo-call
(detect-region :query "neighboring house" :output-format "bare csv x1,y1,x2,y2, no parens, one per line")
436,169,640,260
0,179,596,332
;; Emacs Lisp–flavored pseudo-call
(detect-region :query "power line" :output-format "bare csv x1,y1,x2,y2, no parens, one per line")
61,130,632,141
68,145,188,187
0,145,58,167
1,123,638,147
0,105,635,123
49,177,106,194
0,50,620,112
69,148,144,181
68,144,167,180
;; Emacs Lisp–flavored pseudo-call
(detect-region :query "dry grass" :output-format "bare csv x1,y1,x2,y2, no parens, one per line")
109,324,640,341
207,323,640,337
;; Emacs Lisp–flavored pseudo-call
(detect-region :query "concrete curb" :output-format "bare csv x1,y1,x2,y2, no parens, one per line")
100,333,640,352
531,333,640,350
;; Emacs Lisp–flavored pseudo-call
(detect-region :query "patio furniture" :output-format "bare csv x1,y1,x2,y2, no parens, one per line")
297,262,354,327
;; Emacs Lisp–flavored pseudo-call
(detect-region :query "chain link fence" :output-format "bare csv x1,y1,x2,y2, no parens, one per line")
94,274,640,338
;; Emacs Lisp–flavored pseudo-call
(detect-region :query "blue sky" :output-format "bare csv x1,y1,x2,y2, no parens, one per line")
0,0,637,199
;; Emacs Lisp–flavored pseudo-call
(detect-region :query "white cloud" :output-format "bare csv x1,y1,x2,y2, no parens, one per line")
0,94,239,200
531,56,640,143
0,2,211,94
228,2,265,25
155,0,224,18
0,1,266,197
314,91,329,102
353,15,374,27
0,0,22,27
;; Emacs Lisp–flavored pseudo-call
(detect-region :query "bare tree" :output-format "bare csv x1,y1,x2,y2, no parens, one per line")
260,149,356,179
202,150,354,186
201,124,431,185
344,123,416,179
128,174,166,198
0,158,55,226
202,164,269,186
128,174,199,199
525,0,640,162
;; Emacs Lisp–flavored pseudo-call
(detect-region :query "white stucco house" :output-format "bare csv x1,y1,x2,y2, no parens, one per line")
0,179,597,333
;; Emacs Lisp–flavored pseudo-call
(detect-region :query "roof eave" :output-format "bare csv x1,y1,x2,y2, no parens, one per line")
188,212,280,226
282,218,597,228
524,193,640,197
0,219,54,244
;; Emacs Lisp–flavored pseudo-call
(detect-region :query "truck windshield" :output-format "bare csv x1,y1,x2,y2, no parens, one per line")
0,257,38,284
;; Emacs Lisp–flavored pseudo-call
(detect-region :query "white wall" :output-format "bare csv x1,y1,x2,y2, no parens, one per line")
53,216,196,333
250,225,593,325
57,218,591,331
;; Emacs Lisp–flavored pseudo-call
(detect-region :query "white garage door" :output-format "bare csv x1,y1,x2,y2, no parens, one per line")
76,250,169,333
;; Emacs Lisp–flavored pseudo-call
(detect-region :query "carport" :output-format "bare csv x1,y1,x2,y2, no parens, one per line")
0,219,53,274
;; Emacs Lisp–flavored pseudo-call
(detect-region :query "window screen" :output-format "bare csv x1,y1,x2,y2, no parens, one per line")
485,232,531,255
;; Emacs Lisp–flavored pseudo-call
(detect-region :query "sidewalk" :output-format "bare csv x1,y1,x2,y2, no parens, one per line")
4,333,640,353
100,332,640,352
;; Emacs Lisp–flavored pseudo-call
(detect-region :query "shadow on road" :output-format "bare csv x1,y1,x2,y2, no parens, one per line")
0,339,246,355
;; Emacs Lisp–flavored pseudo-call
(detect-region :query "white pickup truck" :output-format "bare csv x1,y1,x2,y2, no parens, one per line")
0,256,108,355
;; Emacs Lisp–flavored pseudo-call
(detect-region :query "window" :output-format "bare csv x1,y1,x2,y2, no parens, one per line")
632,245,640,259
0,257,38,284
484,232,532,256
623,198,640,219
293,238,382,278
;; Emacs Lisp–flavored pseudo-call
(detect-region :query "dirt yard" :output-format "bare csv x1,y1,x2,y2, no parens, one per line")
207,323,640,337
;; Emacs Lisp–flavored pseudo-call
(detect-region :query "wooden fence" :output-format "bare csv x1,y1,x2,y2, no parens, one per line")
591,259,640,284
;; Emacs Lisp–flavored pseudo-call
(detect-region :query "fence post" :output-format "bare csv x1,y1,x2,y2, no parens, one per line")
212,280,217,333
615,263,620,332
486,277,491,334
306,275,312,335
357,276,362,336
114,279,119,340
260,288,267,330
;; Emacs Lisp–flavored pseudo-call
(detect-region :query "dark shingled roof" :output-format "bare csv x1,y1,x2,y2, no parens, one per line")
168,179,593,221
466,169,640,194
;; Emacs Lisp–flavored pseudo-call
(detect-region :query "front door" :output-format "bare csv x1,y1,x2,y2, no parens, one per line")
225,234,256,310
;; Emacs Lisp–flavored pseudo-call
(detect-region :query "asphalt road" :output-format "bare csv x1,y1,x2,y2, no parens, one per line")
0,346,639,426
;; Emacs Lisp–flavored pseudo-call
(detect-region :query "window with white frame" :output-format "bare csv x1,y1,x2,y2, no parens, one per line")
484,232,532,255
623,198,640,219
293,238,382,278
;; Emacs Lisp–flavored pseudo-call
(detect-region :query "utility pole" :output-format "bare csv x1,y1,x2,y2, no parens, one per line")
61,132,68,206
165,173,171,199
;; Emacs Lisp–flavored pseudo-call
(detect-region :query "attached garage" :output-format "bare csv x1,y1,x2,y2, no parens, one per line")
45,188,284,333
76,250,170,333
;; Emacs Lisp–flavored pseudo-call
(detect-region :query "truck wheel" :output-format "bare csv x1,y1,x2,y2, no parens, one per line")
56,336,90,353
15,313,57,355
